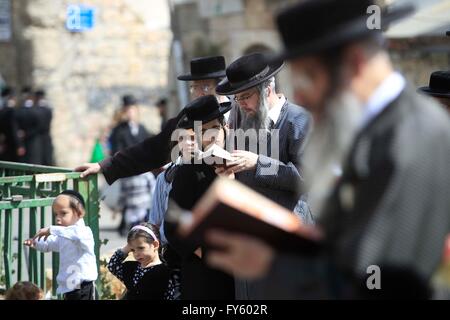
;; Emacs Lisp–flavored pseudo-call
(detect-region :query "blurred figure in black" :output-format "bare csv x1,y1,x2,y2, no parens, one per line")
15,87,43,164
0,87,23,162
109,95,152,156
417,71,450,113
34,89,54,165
156,97,168,131
109,94,154,235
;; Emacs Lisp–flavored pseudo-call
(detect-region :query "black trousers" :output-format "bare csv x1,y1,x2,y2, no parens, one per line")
64,281,96,300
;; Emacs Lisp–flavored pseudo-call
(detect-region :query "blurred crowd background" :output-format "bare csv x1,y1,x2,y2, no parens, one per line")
0,0,448,168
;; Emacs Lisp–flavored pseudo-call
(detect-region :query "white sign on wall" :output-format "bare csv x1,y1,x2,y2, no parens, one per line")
0,0,11,42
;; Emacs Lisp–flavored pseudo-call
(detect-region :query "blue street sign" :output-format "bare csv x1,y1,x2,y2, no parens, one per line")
66,5,96,32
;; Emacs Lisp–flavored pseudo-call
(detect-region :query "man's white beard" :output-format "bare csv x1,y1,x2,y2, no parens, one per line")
303,90,364,219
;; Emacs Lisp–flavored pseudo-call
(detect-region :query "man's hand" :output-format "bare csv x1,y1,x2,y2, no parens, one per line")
223,150,258,175
32,227,51,242
205,229,275,280
74,163,102,178
214,166,235,179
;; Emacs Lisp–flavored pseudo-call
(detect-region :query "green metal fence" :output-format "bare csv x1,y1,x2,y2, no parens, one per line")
0,160,100,299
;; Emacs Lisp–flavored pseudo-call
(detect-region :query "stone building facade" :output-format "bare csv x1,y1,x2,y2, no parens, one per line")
166,0,298,117
0,0,172,167
167,0,449,116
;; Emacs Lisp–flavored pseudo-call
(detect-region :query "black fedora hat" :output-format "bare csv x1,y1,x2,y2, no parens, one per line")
177,95,232,129
177,56,226,81
418,71,450,99
215,52,284,95
269,0,414,62
122,94,137,107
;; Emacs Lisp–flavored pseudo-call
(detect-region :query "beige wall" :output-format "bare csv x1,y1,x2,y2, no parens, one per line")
0,0,173,167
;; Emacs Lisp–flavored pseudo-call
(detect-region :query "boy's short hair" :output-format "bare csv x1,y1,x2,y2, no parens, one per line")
5,281,43,300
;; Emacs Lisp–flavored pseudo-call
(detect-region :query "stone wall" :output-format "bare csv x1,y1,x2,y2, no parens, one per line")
389,37,450,88
1,0,172,167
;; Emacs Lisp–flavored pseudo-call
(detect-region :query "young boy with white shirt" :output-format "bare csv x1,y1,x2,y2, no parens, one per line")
24,190,98,300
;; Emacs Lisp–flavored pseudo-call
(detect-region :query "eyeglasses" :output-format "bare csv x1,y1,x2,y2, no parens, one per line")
189,84,214,94
234,90,257,103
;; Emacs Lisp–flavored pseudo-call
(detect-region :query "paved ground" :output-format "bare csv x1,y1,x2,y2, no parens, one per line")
98,202,127,257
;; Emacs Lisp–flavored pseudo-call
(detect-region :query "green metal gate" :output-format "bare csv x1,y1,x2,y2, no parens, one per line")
0,161,100,299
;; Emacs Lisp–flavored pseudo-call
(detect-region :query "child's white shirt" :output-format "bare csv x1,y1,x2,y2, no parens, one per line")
33,219,98,294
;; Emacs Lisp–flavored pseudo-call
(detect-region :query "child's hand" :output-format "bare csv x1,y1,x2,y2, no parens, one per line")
32,227,51,242
23,239,35,247
121,244,132,255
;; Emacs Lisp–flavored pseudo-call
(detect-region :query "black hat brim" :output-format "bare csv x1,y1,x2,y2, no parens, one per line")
177,102,232,129
215,60,285,96
177,70,227,81
268,5,414,64
417,87,450,99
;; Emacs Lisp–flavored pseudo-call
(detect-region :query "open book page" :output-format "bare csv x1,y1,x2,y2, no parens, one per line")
195,144,235,167
177,177,323,254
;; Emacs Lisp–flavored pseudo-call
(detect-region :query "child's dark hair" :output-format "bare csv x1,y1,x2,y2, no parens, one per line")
58,190,86,217
5,281,43,300
127,222,161,245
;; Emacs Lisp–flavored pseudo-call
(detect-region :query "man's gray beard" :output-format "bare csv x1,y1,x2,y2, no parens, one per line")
303,90,364,218
239,90,270,131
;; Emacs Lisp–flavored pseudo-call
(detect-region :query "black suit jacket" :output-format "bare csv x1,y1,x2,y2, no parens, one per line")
234,100,312,211
36,105,54,165
262,87,450,299
164,163,235,300
109,122,151,155
15,106,43,164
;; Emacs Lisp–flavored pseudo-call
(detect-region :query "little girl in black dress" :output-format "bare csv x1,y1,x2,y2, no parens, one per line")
107,223,171,299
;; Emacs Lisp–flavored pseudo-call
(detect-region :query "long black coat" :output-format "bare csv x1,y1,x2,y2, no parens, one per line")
109,122,151,155
15,106,43,164
164,163,235,300
36,105,54,166
0,107,21,162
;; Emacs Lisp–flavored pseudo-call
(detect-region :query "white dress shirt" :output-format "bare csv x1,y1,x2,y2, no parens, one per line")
34,219,98,294
360,71,405,128
129,122,139,136
268,94,287,125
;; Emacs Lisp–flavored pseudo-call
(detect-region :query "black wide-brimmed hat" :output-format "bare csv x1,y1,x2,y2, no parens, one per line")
122,94,137,107
177,95,232,129
215,52,284,95
177,56,227,81
418,71,450,98
269,0,414,62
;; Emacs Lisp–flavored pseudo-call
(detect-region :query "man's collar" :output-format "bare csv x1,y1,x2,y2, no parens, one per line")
360,72,405,128
268,94,286,124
